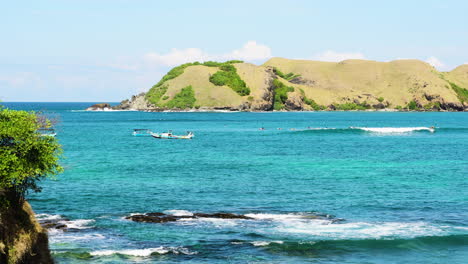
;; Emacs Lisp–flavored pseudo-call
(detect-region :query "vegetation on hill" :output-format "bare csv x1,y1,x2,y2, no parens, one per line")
272,79,294,110
448,81,468,104
209,63,250,96
334,102,371,110
272,67,300,81
146,60,246,105
165,85,196,109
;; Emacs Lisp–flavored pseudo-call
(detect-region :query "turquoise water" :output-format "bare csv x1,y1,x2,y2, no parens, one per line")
4,103,468,263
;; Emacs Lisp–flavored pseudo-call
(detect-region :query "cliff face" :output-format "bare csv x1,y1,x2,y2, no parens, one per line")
111,58,468,111
0,191,53,264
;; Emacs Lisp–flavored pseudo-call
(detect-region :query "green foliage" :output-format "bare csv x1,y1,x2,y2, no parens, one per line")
395,105,403,110
273,67,301,81
247,96,254,102
0,108,63,199
407,100,418,110
146,60,246,104
448,81,468,103
272,79,294,110
162,96,169,100
377,97,385,102
165,86,196,109
334,102,371,110
423,102,441,110
209,64,250,96
299,89,325,110
146,85,168,106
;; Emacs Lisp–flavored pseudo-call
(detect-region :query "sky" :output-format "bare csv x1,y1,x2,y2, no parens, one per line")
1,0,467,102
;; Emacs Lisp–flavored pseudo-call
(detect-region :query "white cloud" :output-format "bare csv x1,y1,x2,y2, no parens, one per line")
313,50,366,62
145,48,210,67
425,56,445,70
225,41,272,61
144,41,272,67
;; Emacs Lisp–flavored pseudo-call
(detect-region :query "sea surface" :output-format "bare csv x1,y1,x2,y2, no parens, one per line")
3,102,468,264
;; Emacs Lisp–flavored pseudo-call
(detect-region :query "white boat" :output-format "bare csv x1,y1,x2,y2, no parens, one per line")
151,131,194,139
38,128,57,137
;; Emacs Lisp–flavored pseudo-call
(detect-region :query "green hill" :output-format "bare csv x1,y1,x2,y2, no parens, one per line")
114,58,468,111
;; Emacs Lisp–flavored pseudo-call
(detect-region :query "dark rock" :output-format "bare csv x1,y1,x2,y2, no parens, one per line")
353,99,360,104
372,103,386,109
86,103,111,111
126,212,253,223
289,76,316,86
193,213,253,220
39,218,70,230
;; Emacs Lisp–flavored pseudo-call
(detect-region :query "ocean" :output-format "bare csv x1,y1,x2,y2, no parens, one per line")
3,102,468,263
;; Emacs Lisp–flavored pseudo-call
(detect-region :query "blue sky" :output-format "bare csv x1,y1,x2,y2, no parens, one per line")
1,0,467,102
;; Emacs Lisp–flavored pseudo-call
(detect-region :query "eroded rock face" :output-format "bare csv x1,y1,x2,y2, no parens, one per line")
126,212,253,223
284,91,304,110
113,92,155,110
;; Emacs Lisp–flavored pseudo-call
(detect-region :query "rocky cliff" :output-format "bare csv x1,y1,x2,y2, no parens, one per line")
0,191,53,264
105,58,468,111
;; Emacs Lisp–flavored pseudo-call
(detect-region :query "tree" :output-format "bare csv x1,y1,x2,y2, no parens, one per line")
0,107,63,202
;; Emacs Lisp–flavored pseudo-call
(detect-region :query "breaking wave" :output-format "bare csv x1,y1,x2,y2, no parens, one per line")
90,246,197,257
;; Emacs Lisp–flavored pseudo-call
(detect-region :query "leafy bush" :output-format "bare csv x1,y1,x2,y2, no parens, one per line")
0,108,63,200
272,79,294,110
377,97,385,102
165,86,196,109
334,102,370,110
448,81,468,103
209,64,250,96
273,67,300,81
407,100,418,110
146,85,168,106
162,96,169,100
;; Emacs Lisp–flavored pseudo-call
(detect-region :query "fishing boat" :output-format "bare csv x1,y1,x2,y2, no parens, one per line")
132,129,153,136
38,128,57,137
151,131,194,139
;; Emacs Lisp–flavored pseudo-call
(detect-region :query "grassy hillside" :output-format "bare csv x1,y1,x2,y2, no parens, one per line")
263,57,462,109
119,58,468,111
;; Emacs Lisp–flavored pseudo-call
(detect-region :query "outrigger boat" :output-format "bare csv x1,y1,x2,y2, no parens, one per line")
151,130,194,139
132,129,153,136
38,128,57,137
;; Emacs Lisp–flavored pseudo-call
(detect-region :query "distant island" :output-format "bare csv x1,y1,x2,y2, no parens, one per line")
88,58,468,112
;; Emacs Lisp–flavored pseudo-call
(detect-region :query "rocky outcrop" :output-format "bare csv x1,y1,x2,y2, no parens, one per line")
126,212,253,223
113,92,155,111
0,191,53,264
85,103,112,111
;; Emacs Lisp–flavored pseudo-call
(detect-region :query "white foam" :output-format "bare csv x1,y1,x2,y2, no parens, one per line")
163,210,194,216
90,246,196,257
275,221,447,239
246,213,331,222
251,241,284,246
36,213,62,221
61,219,95,229
352,127,435,133
49,233,106,243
